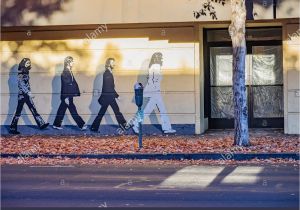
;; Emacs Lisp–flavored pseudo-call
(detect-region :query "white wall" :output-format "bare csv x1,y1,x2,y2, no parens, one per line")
283,23,300,134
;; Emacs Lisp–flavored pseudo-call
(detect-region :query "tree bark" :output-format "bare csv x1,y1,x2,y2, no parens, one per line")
228,0,250,146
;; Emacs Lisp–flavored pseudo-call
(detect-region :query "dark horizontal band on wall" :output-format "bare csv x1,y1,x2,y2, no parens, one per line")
2,18,298,32
0,124,196,135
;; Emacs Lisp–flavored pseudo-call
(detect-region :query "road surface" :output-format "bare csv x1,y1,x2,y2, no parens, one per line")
1,163,299,208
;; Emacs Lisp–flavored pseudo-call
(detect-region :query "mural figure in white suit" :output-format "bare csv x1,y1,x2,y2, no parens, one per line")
133,52,176,134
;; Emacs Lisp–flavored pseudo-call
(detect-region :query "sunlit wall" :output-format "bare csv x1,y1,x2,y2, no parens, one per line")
283,24,300,134
2,0,299,27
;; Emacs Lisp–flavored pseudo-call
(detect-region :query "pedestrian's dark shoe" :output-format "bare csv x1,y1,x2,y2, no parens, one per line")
90,127,98,132
9,129,20,135
40,123,49,130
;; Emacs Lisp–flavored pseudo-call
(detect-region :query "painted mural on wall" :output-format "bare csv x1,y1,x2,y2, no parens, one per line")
132,53,176,134
53,56,87,130
9,58,49,134
1,37,195,135
5,54,180,134
90,58,127,132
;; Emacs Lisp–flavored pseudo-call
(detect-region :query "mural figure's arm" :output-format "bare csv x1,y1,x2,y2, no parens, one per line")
153,64,161,84
149,64,162,91
60,71,73,105
104,72,119,98
61,71,73,86
148,65,156,85
18,74,31,96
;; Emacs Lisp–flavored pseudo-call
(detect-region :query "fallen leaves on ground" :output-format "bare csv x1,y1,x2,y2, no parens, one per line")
1,131,299,155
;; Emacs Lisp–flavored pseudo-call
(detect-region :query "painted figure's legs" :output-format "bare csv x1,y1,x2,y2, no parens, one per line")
132,96,156,133
53,99,68,127
91,104,109,131
155,94,174,132
9,97,26,133
25,95,48,128
110,99,127,128
67,97,85,129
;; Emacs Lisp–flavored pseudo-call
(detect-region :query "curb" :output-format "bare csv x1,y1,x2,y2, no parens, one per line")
1,153,299,160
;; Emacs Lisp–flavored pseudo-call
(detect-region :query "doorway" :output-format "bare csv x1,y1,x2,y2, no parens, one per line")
204,28,284,129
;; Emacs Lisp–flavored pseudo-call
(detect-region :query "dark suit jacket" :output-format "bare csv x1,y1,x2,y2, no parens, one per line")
60,68,80,100
98,69,119,105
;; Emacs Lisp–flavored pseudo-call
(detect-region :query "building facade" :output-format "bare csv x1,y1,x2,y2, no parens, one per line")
1,0,299,135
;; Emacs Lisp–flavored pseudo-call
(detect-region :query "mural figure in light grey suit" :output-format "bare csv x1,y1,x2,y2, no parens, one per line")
133,52,176,134
9,58,49,134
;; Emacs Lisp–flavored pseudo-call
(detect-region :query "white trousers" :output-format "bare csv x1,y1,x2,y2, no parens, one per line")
134,93,172,131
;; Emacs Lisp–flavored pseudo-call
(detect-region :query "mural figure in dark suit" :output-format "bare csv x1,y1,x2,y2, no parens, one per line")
91,58,127,132
53,56,87,130
9,58,49,134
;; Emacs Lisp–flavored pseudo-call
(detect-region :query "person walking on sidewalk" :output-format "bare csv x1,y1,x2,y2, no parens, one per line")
90,58,127,132
132,52,176,134
9,58,49,134
53,56,87,130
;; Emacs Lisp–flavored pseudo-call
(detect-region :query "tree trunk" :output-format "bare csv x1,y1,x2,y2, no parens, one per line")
228,0,250,146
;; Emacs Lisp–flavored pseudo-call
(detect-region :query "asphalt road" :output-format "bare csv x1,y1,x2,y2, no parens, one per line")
1,163,299,208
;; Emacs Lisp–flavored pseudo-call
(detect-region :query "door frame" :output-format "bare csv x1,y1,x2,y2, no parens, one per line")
204,27,284,129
